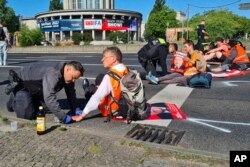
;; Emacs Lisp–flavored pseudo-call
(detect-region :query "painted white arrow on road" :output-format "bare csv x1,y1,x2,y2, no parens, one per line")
222,81,250,87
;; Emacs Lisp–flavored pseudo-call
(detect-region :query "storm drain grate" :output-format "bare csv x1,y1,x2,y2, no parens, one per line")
125,124,185,146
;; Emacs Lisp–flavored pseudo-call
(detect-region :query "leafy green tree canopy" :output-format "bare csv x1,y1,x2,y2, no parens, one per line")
49,0,63,11
0,0,18,33
150,0,166,14
144,5,177,40
188,10,250,41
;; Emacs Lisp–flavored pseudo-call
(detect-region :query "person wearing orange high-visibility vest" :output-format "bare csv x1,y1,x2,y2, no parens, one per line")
72,47,128,122
211,39,249,72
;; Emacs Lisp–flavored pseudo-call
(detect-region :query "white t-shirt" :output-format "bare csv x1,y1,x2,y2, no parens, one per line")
82,63,126,115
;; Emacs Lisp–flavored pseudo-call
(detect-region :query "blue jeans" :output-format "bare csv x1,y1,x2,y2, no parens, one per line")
0,41,7,65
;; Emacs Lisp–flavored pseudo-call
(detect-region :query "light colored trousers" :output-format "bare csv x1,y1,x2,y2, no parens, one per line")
0,41,7,65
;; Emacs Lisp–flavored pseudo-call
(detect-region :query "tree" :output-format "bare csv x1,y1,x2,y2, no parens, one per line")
188,10,250,41
150,0,165,14
0,0,18,33
144,5,177,40
49,0,63,11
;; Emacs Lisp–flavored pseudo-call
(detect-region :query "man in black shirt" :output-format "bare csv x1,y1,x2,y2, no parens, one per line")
196,20,208,52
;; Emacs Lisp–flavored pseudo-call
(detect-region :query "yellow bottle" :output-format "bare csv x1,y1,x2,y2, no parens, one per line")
36,106,46,135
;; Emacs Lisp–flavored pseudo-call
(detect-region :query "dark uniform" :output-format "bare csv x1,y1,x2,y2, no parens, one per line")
7,62,78,122
138,38,169,76
196,23,206,51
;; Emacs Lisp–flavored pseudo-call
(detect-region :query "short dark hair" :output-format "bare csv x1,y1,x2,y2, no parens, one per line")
170,43,178,51
215,37,224,43
228,39,238,47
184,40,194,48
67,61,85,76
103,46,123,62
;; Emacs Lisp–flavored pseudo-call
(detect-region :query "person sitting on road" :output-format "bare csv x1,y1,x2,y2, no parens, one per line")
6,61,84,124
204,37,229,61
72,47,129,122
146,43,187,85
137,38,169,77
146,40,202,86
146,51,187,85
211,39,249,72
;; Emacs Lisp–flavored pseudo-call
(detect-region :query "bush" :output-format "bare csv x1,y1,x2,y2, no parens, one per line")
18,26,44,47
83,32,93,45
109,31,128,44
72,32,83,45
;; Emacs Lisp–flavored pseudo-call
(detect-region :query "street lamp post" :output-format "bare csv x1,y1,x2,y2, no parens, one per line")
166,22,169,42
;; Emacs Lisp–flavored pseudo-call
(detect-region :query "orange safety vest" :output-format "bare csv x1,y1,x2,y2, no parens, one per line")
183,51,199,76
224,45,249,64
98,67,129,117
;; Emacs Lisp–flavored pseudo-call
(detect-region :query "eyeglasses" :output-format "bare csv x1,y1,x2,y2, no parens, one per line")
102,56,114,60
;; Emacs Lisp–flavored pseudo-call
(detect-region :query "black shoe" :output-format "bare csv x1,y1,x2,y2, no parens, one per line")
9,69,21,83
82,78,90,90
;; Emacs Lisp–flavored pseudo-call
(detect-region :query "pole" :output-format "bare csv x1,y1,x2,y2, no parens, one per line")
186,4,190,39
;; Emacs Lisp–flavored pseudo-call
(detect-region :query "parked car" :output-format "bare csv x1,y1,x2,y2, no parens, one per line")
41,40,52,46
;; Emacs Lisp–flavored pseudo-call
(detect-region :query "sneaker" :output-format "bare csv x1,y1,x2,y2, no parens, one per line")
82,78,90,90
146,74,158,85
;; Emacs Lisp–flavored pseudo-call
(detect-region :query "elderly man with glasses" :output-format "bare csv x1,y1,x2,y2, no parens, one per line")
72,47,128,122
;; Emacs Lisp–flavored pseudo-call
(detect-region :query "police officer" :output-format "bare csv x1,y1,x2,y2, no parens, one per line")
6,61,85,124
138,38,169,76
196,20,208,52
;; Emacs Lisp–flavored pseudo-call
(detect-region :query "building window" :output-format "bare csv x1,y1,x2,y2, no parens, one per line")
95,0,100,9
72,0,77,9
86,0,92,9
78,0,83,9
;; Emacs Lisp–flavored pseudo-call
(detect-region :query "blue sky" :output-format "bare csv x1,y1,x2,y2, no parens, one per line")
7,0,249,22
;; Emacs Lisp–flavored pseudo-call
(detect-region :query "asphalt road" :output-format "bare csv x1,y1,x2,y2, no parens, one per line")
0,52,250,159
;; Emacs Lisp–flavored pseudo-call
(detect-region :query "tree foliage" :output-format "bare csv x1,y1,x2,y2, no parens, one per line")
49,0,63,11
150,0,165,14
0,0,18,33
18,26,44,46
144,5,177,40
188,10,250,41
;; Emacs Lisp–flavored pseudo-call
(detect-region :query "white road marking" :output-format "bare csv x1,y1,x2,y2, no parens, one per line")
189,118,250,126
0,65,22,68
135,84,193,127
222,81,250,87
187,118,231,133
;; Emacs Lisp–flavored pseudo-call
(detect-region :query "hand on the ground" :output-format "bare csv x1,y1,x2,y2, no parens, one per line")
72,115,84,122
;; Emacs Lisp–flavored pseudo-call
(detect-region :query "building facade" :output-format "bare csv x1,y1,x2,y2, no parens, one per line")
34,0,142,41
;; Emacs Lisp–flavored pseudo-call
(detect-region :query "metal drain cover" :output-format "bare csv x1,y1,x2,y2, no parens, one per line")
125,124,185,146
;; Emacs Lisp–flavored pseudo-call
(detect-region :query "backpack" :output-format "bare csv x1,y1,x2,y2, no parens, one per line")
188,72,212,88
107,69,147,123
0,27,6,40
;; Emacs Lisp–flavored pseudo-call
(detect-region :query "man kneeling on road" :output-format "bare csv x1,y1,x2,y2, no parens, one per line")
72,47,129,122
6,61,84,124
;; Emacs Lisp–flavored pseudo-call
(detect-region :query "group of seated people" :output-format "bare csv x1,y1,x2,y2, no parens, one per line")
145,38,250,85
